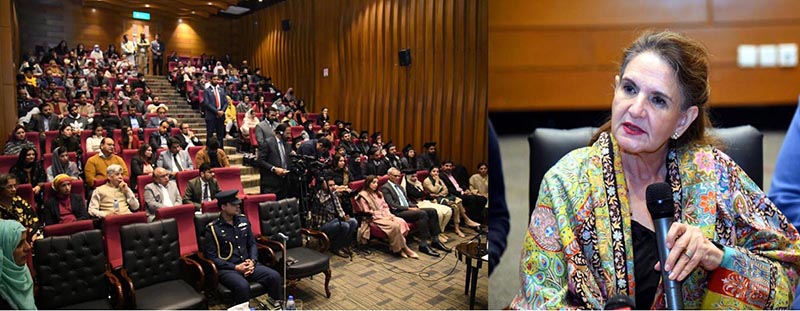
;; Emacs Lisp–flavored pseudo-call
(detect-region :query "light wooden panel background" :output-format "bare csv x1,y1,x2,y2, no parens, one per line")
234,0,488,171
0,0,18,141
489,0,800,111
15,0,233,60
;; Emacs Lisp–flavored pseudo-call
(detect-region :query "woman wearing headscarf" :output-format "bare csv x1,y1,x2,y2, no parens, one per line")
0,219,35,310
45,147,80,182
355,175,417,259
42,174,88,225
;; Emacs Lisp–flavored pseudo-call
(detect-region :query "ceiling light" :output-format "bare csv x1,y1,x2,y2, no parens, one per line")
178,18,183,23
145,4,150,7
91,8,96,12
191,11,195,14
208,2,212,5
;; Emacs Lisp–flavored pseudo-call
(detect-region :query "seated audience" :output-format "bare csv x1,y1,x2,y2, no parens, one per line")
469,162,488,206
364,147,390,176
157,137,193,177
129,144,154,192
417,142,440,169
324,154,350,186
3,125,35,156
85,123,105,153
424,165,478,238
195,138,229,168
174,122,203,149
84,137,128,189
46,147,80,181
204,190,283,305
61,103,89,132
441,161,487,224
339,132,356,156
9,147,46,202
121,104,146,135
26,102,60,134
42,174,89,225
404,169,452,243
88,164,139,218
382,167,450,257
317,175,357,258
317,107,330,125
0,219,36,310
355,175,417,259
384,143,402,169
399,144,418,170
148,120,171,151
117,125,141,153
0,174,41,233
183,163,220,211
356,131,371,155
50,123,81,154
145,106,176,128
143,167,181,222
95,105,121,134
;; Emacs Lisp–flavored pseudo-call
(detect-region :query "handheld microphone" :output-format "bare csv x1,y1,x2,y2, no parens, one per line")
646,182,683,310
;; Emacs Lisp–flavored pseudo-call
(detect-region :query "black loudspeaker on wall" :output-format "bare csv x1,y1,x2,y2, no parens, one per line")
399,49,411,67
282,19,291,31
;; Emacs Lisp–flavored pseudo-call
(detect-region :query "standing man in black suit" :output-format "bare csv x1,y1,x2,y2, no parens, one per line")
255,124,292,199
203,75,229,146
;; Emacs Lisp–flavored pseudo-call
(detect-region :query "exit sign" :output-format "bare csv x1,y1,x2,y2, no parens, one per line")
133,11,151,21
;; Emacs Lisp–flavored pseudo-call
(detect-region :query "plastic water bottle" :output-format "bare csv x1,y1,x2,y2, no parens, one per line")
285,295,296,310
113,197,120,213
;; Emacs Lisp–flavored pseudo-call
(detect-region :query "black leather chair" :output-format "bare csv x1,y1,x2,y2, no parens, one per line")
34,229,124,309
194,212,272,305
119,218,207,309
528,125,763,218
259,198,332,298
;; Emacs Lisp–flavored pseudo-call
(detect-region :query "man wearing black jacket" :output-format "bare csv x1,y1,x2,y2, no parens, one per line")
441,160,487,224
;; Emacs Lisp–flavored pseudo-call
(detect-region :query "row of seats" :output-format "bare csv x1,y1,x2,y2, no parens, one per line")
30,195,340,309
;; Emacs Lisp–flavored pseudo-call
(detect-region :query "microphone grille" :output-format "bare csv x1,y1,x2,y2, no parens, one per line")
645,182,674,218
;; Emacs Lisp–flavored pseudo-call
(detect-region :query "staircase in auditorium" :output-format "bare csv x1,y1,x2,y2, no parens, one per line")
145,75,260,194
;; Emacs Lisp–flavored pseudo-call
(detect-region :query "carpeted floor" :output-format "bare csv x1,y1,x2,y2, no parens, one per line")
209,230,488,310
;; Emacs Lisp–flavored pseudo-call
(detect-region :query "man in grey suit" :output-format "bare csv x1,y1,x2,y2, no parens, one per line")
143,167,181,221
254,107,280,146
381,167,451,257
183,163,221,211
157,137,194,178
255,123,292,199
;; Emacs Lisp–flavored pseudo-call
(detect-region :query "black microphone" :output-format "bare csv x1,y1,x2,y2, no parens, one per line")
603,294,635,310
646,182,683,310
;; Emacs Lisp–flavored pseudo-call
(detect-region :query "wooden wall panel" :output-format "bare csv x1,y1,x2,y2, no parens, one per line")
234,0,487,171
490,0,800,111
15,0,232,61
0,0,17,141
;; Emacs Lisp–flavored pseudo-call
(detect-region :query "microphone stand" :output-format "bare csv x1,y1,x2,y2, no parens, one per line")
276,232,289,309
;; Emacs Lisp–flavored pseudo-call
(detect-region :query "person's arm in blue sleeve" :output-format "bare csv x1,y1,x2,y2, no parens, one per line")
488,120,509,275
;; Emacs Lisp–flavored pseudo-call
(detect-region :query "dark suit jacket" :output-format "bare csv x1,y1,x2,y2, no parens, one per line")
254,120,276,147
148,131,170,151
203,84,229,120
172,133,203,150
441,172,466,198
182,176,221,210
42,194,89,225
27,114,61,132
255,135,291,186
364,158,390,176
380,182,416,213
298,139,318,158
121,114,146,130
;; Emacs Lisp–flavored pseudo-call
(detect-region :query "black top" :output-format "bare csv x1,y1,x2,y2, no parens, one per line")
631,220,659,309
